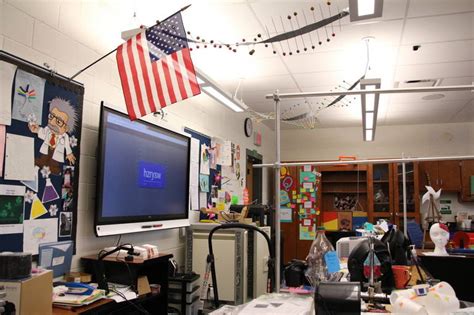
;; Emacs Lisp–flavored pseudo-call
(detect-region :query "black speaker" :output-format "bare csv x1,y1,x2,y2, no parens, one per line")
0,253,32,279
315,282,361,315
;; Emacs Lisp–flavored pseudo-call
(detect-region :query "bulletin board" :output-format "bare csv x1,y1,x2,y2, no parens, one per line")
185,127,246,219
0,51,83,254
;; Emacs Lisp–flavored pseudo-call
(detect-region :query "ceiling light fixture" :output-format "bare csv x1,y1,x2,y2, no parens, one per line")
349,0,384,22
196,69,248,113
361,78,381,142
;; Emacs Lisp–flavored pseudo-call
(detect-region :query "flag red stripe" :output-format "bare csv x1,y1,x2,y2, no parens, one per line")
171,53,188,100
151,62,167,108
127,39,146,117
136,33,157,113
161,57,177,104
181,48,201,96
116,44,137,120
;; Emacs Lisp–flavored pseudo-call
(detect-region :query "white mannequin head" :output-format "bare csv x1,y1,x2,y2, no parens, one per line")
430,223,450,256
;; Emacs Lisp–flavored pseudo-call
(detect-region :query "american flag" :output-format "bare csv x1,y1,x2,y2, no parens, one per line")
116,12,200,120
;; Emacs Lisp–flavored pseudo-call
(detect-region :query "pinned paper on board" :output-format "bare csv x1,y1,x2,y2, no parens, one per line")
200,143,210,175
4,133,35,181
59,212,72,237
30,196,48,219
280,190,290,205
299,171,316,184
12,69,45,123
199,174,210,192
42,178,60,203
280,207,292,223
0,61,17,126
220,141,232,166
21,166,39,192
28,97,78,175
0,184,25,234
23,218,58,255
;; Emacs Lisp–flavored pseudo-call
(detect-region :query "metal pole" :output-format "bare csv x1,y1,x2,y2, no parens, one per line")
253,155,474,168
264,84,474,99
274,90,281,293
402,154,408,237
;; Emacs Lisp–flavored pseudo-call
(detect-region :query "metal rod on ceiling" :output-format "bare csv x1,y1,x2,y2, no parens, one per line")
253,155,474,168
264,84,474,99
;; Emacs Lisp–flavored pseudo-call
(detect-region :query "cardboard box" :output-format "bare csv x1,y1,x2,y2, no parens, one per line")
0,270,52,315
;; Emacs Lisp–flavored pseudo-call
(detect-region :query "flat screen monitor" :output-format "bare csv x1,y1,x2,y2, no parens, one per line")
95,105,190,236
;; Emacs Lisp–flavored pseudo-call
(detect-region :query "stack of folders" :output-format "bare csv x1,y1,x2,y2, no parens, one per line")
53,289,106,308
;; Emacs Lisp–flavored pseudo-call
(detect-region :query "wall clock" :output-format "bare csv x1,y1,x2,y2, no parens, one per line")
244,118,253,138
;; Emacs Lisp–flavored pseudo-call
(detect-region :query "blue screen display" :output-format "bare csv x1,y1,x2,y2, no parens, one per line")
98,108,189,221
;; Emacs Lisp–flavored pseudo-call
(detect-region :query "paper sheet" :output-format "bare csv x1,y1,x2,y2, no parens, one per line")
0,125,5,177
0,184,26,234
23,218,58,255
0,61,17,126
4,133,35,180
199,174,209,192
12,69,46,123
190,138,199,163
190,185,199,210
220,141,232,166
200,143,210,175
199,192,208,208
280,207,292,223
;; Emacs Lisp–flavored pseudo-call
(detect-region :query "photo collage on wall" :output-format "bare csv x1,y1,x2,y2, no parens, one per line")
0,54,83,254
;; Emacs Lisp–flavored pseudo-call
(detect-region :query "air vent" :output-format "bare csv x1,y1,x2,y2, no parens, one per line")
394,78,443,88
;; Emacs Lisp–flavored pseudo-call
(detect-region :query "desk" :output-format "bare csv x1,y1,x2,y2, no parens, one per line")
81,252,173,314
52,293,163,315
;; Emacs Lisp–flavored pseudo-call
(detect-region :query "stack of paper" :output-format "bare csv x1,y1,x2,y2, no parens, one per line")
53,289,105,307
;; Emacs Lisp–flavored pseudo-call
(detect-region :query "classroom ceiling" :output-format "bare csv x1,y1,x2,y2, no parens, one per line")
183,0,474,129
12,0,472,130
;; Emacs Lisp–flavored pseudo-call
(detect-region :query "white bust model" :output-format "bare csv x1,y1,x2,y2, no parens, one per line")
430,223,450,256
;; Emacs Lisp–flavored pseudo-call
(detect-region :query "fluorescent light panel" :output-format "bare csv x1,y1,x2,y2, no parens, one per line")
358,0,375,16
202,86,244,112
349,0,383,22
365,112,374,129
361,78,381,142
196,71,247,112
365,129,373,141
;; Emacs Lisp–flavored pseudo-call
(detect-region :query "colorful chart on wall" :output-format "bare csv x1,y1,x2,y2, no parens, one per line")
0,51,83,253
297,165,321,240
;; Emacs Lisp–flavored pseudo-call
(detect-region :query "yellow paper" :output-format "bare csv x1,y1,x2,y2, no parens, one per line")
30,196,48,219
301,188,306,193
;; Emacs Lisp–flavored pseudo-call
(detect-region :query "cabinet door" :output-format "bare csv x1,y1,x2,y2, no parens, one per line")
418,161,439,190
368,164,393,224
460,160,474,202
437,160,461,191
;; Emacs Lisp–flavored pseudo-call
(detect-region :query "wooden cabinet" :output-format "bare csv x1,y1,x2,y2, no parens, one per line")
419,160,461,191
367,162,420,231
460,160,474,202
320,164,368,212
367,163,394,224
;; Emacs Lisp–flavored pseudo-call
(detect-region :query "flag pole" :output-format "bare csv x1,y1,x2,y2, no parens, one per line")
69,4,192,81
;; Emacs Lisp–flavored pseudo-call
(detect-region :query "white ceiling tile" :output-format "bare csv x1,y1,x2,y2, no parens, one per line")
387,99,469,114
408,0,474,18
397,40,474,66
394,61,474,82
450,99,474,122
402,12,474,45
